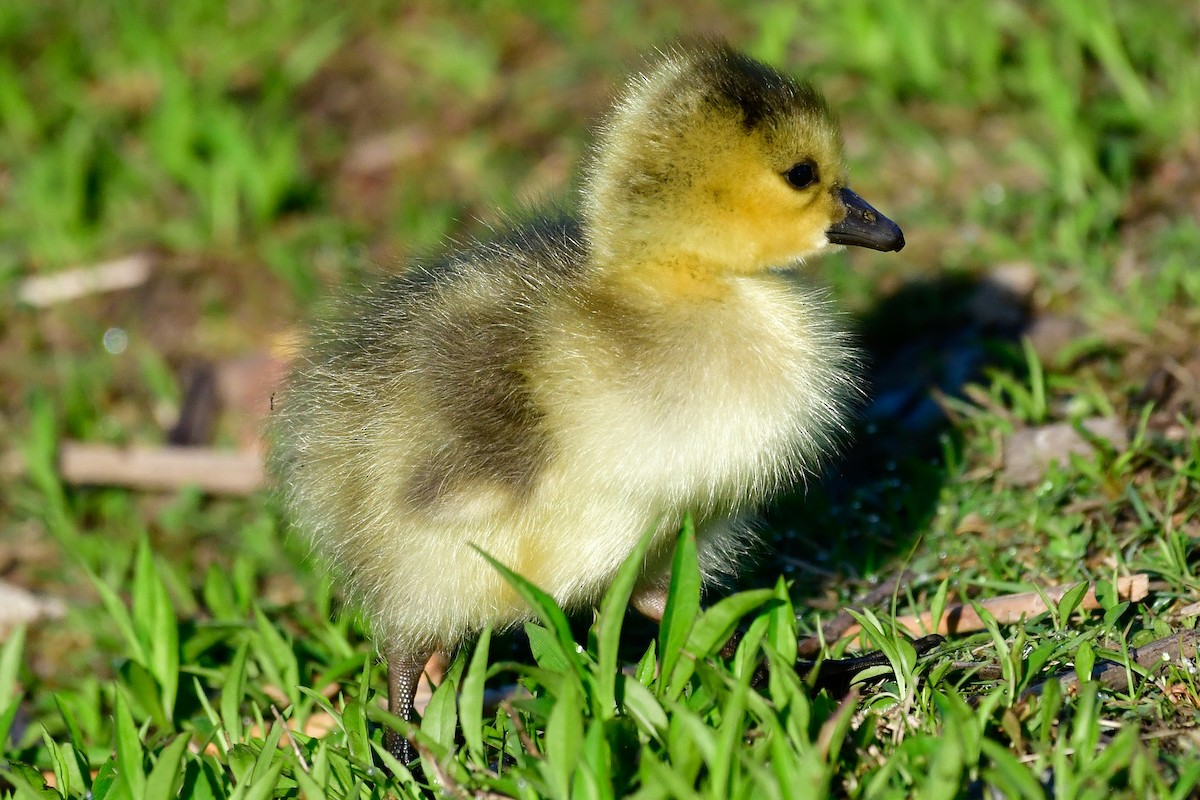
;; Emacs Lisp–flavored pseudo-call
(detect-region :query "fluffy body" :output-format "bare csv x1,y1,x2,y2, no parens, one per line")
276,217,856,654
272,43,888,666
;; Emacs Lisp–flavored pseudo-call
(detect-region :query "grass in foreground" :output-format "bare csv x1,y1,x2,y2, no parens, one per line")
5,505,1200,799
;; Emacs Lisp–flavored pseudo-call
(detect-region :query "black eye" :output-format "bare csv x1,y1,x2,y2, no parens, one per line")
784,161,818,189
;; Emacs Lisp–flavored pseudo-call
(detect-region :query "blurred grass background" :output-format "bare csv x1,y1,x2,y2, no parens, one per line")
2,0,1200,796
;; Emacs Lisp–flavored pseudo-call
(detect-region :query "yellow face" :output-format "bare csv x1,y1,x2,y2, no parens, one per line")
587,102,850,291
584,45,901,298
666,113,849,273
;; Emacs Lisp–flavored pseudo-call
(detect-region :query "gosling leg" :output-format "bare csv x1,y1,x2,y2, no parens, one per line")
385,648,432,764
630,584,669,623
632,583,743,659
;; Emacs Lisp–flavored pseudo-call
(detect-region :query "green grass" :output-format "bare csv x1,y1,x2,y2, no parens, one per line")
3,0,1200,797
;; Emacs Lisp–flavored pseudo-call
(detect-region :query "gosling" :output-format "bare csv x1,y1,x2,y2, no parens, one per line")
271,41,904,761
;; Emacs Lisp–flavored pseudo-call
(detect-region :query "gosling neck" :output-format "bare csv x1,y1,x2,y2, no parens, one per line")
587,234,742,306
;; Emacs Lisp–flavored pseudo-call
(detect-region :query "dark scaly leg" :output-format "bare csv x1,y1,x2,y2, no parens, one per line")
385,648,432,764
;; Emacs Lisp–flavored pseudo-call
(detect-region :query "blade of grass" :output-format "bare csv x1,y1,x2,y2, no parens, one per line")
113,689,147,799
665,590,774,701
221,641,250,744
658,518,700,700
459,626,491,763
145,735,191,800
132,538,179,721
596,525,655,719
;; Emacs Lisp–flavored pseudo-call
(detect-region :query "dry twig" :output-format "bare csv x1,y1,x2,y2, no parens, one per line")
500,700,540,757
1025,629,1200,698
58,441,264,495
271,705,309,772
797,570,913,657
0,581,66,636
837,574,1150,647
16,254,153,307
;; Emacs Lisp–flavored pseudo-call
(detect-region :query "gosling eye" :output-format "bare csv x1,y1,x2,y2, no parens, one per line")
783,161,818,190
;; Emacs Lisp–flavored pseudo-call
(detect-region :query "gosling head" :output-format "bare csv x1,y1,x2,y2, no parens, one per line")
583,42,903,279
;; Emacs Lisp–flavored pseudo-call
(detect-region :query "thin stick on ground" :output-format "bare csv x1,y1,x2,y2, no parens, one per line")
271,705,309,773
1024,628,1200,698
500,700,540,757
57,441,264,495
798,570,913,657
836,574,1150,648
16,253,153,307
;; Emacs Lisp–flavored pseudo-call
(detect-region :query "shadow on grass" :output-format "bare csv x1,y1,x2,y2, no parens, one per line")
603,270,1036,655
754,270,1034,604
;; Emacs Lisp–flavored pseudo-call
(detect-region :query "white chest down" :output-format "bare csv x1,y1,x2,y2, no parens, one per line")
502,276,857,600
553,276,856,511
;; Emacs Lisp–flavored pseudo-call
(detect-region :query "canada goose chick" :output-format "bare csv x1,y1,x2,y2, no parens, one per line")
271,41,903,761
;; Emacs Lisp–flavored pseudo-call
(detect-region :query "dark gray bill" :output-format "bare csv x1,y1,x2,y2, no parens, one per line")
826,187,905,252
